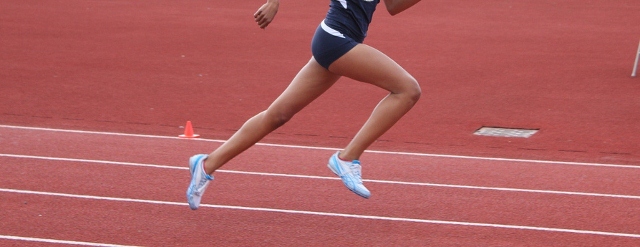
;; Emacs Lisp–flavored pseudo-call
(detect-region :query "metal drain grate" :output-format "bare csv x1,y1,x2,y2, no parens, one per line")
474,127,538,138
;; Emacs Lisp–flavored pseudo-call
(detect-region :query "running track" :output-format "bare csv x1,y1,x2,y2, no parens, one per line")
2,0,640,246
1,125,640,246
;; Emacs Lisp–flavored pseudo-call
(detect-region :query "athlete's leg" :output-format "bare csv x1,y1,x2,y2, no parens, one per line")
328,44,421,161
203,58,341,174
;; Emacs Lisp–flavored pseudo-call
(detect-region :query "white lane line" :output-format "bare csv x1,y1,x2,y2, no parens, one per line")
1,124,638,170
2,153,639,200
0,235,138,247
1,188,639,239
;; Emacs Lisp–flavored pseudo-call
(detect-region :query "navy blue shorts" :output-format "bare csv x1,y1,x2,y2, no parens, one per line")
311,20,360,70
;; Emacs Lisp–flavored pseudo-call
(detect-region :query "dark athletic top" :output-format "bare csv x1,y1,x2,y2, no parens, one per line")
323,0,380,42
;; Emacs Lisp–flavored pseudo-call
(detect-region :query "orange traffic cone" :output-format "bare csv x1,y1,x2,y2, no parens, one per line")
179,121,200,138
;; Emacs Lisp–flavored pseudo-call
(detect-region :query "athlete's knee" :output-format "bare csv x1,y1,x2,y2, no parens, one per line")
400,76,421,105
408,80,422,103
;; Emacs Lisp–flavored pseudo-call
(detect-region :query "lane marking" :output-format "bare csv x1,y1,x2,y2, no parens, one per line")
2,153,639,200
1,124,638,169
2,188,639,239
0,235,137,247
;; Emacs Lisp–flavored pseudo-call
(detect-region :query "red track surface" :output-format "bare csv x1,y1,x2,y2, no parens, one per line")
2,126,640,246
1,0,640,246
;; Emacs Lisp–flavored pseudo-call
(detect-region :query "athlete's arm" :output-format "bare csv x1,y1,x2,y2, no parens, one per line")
254,0,280,29
383,0,421,16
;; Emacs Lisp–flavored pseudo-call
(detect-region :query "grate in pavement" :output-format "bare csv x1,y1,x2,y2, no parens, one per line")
474,127,538,138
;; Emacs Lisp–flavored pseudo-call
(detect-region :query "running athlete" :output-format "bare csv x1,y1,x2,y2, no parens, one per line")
187,0,422,209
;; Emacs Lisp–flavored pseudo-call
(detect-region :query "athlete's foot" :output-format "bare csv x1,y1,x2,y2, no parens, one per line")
327,151,370,198
186,154,214,210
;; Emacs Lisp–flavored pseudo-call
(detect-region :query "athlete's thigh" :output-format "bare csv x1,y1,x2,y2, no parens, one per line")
328,44,417,93
267,57,341,115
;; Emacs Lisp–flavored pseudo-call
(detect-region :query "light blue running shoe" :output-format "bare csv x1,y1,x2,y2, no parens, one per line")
327,151,370,199
186,154,213,210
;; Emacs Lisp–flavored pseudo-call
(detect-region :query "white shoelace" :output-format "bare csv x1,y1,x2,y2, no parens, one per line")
349,164,363,182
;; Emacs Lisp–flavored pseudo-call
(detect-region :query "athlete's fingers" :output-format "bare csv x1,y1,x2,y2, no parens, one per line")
253,1,278,29
254,13,268,29
254,6,264,18
256,15,272,29
255,14,267,27
255,13,264,24
259,20,270,29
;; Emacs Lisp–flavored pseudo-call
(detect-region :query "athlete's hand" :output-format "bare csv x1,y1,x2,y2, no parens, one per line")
254,0,279,29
